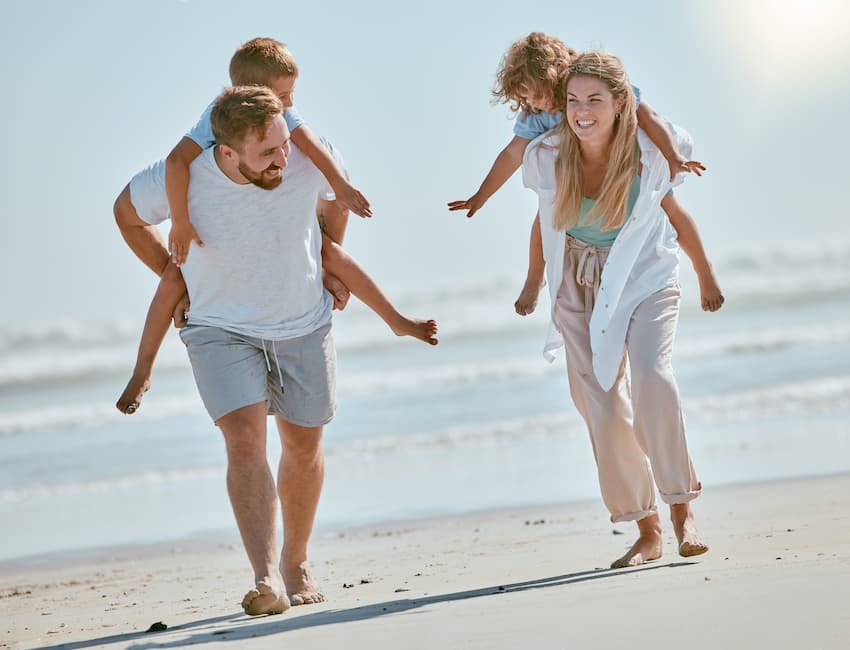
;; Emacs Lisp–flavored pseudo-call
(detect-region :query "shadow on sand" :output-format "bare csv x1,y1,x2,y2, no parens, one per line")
29,561,696,649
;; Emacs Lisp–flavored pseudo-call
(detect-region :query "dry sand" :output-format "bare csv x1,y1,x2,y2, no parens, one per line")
2,473,849,650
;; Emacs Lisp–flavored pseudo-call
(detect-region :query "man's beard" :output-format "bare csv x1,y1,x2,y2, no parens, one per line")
238,161,283,190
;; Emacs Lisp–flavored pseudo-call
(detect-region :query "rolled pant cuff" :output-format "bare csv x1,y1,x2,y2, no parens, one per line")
610,506,657,524
659,488,701,505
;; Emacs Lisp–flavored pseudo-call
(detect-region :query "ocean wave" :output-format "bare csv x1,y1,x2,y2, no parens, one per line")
3,318,850,435
0,465,222,504
3,374,847,501
330,375,850,459
0,393,205,436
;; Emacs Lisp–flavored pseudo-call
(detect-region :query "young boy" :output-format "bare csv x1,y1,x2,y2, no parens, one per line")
448,32,723,314
115,38,437,415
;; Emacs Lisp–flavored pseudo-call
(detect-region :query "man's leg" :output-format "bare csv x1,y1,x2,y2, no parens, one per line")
218,402,290,615
274,416,325,605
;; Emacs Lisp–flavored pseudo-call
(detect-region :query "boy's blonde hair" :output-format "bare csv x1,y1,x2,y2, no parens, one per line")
229,37,298,86
210,86,284,151
493,32,577,113
552,51,640,232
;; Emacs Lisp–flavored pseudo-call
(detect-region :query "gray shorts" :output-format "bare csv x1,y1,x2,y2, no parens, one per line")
180,323,336,426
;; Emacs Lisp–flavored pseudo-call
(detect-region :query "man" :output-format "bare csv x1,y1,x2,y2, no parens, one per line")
125,86,347,615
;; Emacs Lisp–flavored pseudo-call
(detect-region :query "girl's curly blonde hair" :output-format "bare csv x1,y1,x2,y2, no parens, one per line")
492,32,577,113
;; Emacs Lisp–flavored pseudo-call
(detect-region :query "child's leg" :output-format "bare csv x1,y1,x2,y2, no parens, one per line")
662,199,724,312
116,264,188,414
321,235,437,345
515,213,546,316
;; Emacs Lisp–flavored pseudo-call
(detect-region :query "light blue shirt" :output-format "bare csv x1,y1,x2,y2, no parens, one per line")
186,100,305,149
566,173,641,247
513,84,642,140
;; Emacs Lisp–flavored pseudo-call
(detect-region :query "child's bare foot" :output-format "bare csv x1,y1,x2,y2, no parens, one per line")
116,374,151,415
241,576,290,616
610,514,663,568
514,279,544,316
697,266,724,312
391,318,438,345
282,561,325,606
671,503,709,557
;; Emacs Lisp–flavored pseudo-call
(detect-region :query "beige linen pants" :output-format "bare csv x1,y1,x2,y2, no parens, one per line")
553,236,701,523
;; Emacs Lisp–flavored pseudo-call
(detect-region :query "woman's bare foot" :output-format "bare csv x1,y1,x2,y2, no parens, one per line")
670,503,709,557
514,279,544,316
241,576,290,616
116,374,151,415
611,514,663,568
391,317,438,346
283,561,325,606
697,265,724,312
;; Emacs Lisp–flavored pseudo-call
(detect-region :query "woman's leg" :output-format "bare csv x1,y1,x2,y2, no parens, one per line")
554,240,660,568
627,284,707,557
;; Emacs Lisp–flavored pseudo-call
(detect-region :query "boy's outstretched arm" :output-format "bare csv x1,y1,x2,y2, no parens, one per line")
448,136,530,217
165,137,205,266
661,193,724,312
637,102,706,181
292,126,372,218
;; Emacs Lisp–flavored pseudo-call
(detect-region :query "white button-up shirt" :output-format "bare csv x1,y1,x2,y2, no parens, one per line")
522,121,692,391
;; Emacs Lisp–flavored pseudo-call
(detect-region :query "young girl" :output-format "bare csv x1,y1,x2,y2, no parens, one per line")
448,32,723,314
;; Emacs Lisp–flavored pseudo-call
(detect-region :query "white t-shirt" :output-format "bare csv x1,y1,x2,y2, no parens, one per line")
180,144,338,340
522,120,692,391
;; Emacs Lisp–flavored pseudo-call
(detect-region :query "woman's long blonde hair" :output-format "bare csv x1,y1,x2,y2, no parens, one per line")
552,52,640,232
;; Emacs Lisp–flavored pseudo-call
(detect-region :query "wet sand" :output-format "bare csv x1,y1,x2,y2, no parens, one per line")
2,473,849,650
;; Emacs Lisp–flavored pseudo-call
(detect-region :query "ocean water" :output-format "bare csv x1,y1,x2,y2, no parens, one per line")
1,240,849,563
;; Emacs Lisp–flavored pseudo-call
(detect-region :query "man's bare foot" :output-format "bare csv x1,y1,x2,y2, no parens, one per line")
116,374,151,415
671,503,709,557
283,561,325,606
391,318,438,346
514,279,543,316
241,576,290,616
697,266,724,312
610,514,663,568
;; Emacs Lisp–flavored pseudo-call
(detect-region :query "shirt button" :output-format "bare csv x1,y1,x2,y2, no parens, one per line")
601,329,606,334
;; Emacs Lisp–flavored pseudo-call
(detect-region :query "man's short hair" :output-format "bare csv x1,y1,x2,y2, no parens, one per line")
210,86,284,150
229,37,298,86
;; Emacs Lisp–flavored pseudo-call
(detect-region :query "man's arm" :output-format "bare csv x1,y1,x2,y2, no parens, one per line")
317,197,349,244
113,185,171,276
113,184,190,326
317,197,351,309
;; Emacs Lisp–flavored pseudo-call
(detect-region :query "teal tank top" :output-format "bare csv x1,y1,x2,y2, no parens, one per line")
566,172,641,247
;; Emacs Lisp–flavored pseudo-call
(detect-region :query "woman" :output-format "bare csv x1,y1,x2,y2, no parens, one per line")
522,51,710,568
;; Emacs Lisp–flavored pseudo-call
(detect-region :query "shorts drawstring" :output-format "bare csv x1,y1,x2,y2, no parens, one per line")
260,338,285,390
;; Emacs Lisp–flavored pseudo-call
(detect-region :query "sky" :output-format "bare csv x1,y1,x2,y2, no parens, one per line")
2,0,849,328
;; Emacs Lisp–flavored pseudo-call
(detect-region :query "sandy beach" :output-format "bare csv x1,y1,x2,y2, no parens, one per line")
2,473,849,650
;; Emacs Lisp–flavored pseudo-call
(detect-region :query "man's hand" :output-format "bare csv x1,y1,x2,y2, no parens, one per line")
666,154,706,181
447,192,486,218
172,292,190,328
168,220,204,267
322,272,350,310
333,180,372,219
